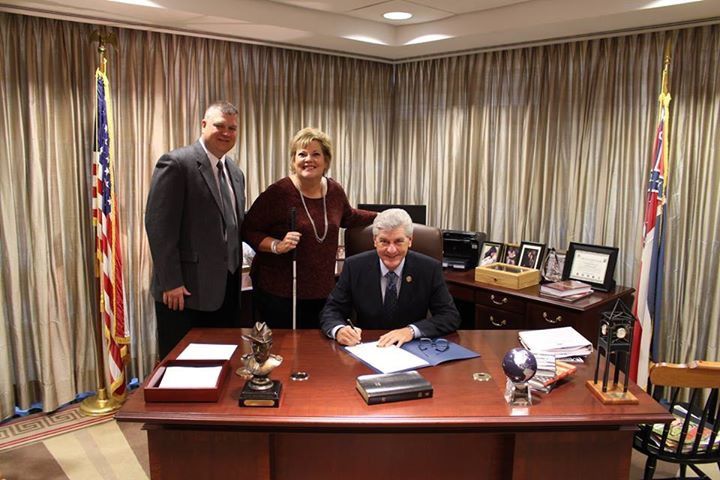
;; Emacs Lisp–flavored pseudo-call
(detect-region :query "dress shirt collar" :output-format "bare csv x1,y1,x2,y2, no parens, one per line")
199,137,226,168
379,256,406,279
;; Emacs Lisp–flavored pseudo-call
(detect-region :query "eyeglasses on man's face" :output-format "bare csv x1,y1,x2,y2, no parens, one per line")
418,338,449,355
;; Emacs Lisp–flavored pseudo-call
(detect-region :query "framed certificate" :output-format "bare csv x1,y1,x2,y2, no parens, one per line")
562,242,619,292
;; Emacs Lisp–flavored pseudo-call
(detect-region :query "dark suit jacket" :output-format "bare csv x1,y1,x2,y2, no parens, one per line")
145,141,245,311
320,250,460,338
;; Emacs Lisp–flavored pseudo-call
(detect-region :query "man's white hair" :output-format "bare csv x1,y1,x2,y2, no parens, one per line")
372,208,413,237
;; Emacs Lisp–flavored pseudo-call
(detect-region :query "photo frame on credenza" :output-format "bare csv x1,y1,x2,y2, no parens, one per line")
562,242,619,292
518,241,545,269
504,244,520,266
478,241,504,267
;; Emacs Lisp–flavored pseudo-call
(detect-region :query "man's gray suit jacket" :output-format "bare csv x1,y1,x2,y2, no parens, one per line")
146,141,245,311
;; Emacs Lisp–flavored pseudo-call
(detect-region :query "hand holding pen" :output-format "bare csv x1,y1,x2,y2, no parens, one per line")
337,318,362,346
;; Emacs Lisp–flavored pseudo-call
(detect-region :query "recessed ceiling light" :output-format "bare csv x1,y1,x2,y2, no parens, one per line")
383,11,413,21
642,0,701,7
344,35,388,46
109,0,163,7
404,34,452,45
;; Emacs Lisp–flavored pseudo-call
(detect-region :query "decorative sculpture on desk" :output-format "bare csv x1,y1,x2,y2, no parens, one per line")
502,347,537,406
237,322,283,407
586,299,639,405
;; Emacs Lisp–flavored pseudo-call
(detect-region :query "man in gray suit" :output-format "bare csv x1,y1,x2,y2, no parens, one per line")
146,101,245,358
320,209,460,347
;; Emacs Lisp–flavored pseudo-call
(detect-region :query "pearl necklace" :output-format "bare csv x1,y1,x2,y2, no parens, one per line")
296,177,328,243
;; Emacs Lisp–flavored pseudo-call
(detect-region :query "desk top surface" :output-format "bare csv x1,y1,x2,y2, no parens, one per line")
117,328,669,430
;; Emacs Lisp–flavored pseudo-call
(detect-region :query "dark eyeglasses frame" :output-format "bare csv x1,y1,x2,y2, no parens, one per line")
418,337,450,355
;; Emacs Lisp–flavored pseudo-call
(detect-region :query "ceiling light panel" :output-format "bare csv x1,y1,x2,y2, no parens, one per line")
383,11,412,20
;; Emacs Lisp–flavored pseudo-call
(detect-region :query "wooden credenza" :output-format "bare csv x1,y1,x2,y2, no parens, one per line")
444,269,634,343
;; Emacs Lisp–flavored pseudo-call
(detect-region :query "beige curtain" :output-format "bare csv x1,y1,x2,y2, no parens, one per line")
1,12,718,418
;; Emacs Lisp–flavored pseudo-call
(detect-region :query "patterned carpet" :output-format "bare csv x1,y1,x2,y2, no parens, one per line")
0,403,149,480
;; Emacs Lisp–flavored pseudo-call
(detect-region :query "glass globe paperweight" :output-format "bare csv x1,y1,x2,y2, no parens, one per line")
502,347,538,406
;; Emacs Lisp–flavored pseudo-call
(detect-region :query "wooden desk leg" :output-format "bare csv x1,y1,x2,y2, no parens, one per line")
512,429,633,480
146,427,270,479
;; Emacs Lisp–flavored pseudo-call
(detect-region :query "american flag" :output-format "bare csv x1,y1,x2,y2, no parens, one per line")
93,68,129,400
630,62,671,389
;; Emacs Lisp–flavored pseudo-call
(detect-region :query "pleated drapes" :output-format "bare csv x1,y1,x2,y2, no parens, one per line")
1,12,717,418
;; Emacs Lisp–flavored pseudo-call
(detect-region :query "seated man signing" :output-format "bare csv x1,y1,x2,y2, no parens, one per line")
320,208,461,347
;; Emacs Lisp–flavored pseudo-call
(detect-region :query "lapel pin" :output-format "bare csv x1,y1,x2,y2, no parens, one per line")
405,275,413,283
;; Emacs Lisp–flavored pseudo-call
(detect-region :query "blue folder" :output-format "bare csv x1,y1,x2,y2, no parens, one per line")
400,339,481,367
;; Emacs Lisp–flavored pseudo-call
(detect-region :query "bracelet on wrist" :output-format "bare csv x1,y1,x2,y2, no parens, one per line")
271,239,280,254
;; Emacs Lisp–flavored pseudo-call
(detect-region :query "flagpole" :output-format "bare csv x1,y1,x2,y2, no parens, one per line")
81,32,122,416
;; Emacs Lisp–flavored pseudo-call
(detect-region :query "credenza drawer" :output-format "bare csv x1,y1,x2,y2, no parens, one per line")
526,303,582,328
476,291,526,314
475,306,526,330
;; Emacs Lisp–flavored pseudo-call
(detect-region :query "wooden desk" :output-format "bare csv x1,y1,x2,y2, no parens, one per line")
444,269,634,343
117,329,668,480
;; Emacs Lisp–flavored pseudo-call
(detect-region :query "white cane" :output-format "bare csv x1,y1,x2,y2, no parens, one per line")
290,207,297,330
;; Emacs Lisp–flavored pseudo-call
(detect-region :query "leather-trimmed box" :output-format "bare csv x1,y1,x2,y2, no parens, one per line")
143,359,230,403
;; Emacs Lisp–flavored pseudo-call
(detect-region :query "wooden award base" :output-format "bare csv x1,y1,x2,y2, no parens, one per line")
239,380,282,408
585,380,638,405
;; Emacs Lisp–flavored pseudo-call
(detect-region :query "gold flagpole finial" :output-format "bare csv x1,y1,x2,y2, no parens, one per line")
90,30,118,75
661,37,673,96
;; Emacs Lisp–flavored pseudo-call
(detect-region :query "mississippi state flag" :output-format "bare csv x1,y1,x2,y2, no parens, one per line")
630,101,668,389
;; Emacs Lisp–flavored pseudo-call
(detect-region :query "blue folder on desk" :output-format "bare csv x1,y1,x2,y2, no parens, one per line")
344,339,480,374
401,339,480,367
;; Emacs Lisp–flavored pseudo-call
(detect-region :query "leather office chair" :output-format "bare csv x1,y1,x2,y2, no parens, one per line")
633,360,720,479
344,223,443,262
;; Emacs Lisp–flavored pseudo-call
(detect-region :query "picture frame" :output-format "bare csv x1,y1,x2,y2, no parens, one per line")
562,242,619,292
503,243,520,266
518,241,546,270
478,241,504,267
541,248,566,282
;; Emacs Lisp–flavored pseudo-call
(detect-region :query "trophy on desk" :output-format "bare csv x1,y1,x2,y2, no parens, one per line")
586,299,638,405
237,322,283,407
502,347,537,406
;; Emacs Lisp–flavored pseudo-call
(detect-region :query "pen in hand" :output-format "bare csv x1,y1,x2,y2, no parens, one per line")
344,318,362,345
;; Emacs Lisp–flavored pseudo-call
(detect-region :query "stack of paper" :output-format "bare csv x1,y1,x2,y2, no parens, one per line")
177,343,237,360
518,326,592,358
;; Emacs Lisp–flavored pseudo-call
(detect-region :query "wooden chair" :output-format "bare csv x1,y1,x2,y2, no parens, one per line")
344,223,443,262
633,360,720,479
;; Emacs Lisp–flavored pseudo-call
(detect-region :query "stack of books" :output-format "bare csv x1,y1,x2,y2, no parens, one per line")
540,280,593,301
529,353,578,393
356,371,433,405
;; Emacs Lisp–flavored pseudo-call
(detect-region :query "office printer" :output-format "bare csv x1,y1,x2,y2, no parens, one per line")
442,230,485,270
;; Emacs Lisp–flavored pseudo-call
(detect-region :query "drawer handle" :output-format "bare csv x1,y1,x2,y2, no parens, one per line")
542,312,563,324
490,294,508,305
489,315,507,327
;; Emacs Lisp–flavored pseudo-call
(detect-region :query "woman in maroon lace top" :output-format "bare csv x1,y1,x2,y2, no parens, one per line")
242,128,376,329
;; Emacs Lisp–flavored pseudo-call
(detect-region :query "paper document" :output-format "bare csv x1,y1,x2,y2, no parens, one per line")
177,343,237,360
159,366,223,389
518,326,592,358
345,341,430,374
